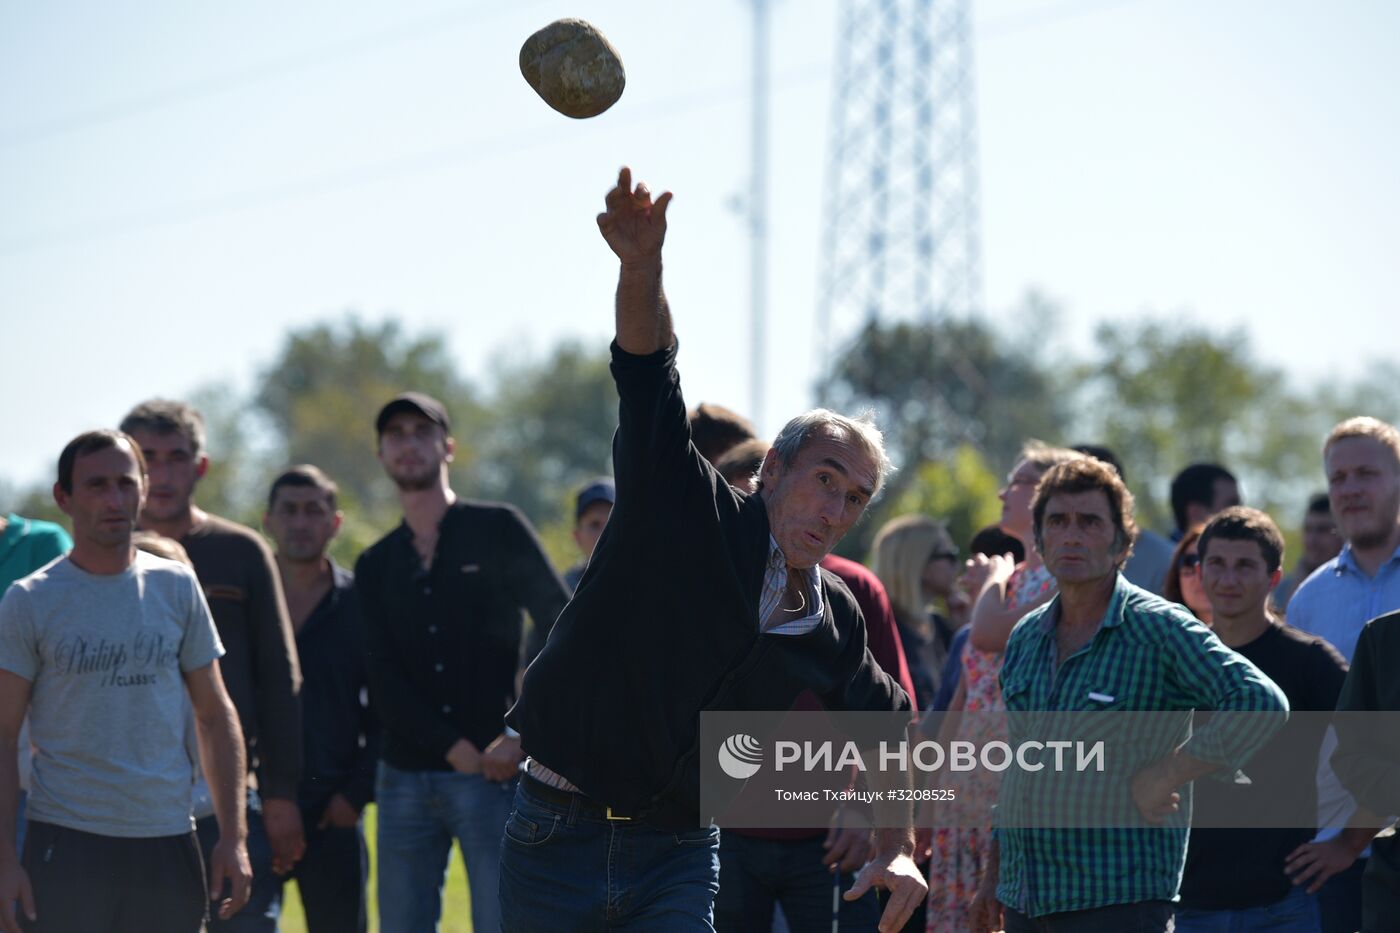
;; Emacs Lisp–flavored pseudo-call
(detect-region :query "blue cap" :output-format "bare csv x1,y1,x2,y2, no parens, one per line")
575,478,616,520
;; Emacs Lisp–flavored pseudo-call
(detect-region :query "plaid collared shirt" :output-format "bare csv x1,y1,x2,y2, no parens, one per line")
758,536,824,636
995,574,1288,918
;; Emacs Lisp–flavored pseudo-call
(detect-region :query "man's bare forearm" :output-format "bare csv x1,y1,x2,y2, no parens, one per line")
0,738,19,866
615,259,673,356
197,701,249,842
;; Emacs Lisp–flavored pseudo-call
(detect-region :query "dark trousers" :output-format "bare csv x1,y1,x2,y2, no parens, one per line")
1005,899,1175,933
1362,842,1400,933
1318,857,1365,933
196,805,279,933
20,820,207,933
285,823,368,933
714,832,880,932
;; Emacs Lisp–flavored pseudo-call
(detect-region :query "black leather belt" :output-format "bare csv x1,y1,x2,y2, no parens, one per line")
520,772,638,821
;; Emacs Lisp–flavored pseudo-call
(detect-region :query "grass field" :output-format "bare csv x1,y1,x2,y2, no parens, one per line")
278,804,475,933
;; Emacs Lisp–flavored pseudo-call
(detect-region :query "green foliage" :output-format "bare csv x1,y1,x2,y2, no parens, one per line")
5,485,65,529
11,306,1398,585
471,340,619,526
253,316,489,562
879,445,1005,557
1068,319,1371,537
824,298,1071,508
186,381,264,528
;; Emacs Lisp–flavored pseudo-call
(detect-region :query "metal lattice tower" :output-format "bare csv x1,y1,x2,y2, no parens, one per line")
815,0,984,398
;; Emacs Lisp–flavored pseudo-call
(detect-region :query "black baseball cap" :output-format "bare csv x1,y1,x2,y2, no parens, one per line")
375,392,451,436
575,478,616,520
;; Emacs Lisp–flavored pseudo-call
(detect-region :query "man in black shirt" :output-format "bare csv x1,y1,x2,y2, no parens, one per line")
263,466,377,933
1177,507,1349,932
500,167,926,932
356,391,568,933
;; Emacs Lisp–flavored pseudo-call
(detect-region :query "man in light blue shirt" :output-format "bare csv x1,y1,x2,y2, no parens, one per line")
1285,416,1400,933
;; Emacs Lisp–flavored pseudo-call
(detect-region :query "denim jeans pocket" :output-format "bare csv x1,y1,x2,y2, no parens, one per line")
503,806,561,847
672,825,720,847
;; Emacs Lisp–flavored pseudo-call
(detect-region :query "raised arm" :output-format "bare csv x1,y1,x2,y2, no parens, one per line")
597,166,674,355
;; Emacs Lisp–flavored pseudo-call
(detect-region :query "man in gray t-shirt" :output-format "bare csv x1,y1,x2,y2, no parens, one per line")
0,430,253,933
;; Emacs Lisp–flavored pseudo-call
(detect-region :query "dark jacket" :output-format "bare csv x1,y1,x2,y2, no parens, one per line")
295,562,378,823
1333,610,1400,931
358,500,568,771
182,513,302,800
506,341,910,829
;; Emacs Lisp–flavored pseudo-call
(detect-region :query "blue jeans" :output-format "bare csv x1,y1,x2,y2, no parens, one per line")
498,779,721,931
713,831,879,932
1176,886,1321,933
375,762,516,933
196,798,280,933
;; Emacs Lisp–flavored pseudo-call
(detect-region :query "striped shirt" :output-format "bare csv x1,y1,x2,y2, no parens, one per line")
995,574,1288,918
758,536,824,636
1286,541,1400,668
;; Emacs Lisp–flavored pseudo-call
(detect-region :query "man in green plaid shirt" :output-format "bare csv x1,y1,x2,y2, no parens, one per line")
971,458,1288,933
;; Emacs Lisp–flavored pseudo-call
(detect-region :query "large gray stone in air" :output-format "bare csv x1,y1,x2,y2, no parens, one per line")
520,18,626,119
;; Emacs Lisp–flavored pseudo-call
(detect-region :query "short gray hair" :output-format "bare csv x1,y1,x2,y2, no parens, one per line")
120,399,207,458
767,408,895,498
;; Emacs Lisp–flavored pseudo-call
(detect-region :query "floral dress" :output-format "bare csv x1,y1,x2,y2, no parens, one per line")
924,563,1055,932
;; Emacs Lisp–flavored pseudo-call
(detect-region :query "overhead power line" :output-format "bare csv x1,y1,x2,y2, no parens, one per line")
0,0,550,149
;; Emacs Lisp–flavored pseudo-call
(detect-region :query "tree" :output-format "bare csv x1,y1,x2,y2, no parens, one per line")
1071,319,1334,538
823,299,1071,553
824,300,1071,478
186,380,262,528
254,316,487,561
252,316,618,568
468,341,620,569
841,444,1004,562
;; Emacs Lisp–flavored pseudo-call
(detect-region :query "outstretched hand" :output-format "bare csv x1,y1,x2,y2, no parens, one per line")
596,166,672,267
843,851,928,932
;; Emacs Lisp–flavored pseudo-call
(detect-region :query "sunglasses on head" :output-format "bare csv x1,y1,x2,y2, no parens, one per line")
928,550,960,563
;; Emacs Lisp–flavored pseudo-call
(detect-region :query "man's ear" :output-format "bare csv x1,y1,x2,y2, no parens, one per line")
1268,568,1283,590
52,482,70,517
445,436,456,464
759,448,781,485
195,455,210,480
331,511,344,537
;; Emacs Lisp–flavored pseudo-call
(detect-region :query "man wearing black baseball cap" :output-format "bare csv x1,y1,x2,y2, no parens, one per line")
373,392,450,437
562,478,615,593
355,391,569,933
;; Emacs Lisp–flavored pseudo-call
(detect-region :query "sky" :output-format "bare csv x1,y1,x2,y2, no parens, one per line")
2,0,1397,493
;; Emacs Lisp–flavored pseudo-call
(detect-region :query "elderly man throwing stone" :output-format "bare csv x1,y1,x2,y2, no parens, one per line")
499,168,926,932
